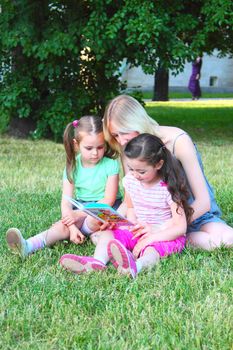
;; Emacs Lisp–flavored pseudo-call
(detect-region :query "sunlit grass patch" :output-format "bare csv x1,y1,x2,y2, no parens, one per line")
0,101,232,349
142,90,233,100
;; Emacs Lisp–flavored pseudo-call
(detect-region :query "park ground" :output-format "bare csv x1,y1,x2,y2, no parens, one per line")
0,99,232,349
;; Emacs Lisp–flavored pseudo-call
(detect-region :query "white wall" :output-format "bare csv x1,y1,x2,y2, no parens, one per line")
122,51,233,90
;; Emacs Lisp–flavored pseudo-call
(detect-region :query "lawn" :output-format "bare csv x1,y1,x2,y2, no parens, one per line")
0,100,232,349
142,90,233,100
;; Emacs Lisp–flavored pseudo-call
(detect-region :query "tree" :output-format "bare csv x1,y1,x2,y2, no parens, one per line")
0,1,126,139
0,1,232,139
115,0,233,101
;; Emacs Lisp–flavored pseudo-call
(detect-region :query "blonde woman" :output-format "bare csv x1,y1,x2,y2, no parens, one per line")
103,94,233,251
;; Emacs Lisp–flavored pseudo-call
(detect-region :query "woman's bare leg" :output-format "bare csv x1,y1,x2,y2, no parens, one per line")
187,222,233,250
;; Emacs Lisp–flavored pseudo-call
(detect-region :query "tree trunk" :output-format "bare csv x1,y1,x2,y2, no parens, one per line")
153,66,169,101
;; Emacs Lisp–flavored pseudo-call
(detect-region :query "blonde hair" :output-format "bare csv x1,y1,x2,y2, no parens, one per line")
103,95,160,153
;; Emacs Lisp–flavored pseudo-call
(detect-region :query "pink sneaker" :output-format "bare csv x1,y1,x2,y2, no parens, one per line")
59,254,106,274
107,240,137,279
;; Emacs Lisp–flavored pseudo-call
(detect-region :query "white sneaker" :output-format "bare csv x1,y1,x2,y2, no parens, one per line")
6,228,29,258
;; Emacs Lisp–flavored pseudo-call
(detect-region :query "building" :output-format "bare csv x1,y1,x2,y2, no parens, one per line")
121,51,233,93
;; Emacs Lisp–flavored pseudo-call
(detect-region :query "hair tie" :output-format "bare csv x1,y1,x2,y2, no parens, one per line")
72,120,79,128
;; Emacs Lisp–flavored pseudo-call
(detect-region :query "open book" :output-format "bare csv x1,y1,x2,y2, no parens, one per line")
64,196,133,227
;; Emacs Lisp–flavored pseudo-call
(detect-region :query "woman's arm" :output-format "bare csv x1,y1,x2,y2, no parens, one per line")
174,134,210,221
132,202,187,258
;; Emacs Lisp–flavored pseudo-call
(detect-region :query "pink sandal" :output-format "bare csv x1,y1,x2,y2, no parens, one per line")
107,240,137,279
59,254,106,274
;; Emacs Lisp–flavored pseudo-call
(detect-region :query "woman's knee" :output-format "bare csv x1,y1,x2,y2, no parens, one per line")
187,225,233,249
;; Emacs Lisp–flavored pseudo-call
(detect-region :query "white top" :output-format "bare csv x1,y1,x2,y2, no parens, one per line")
123,173,173,224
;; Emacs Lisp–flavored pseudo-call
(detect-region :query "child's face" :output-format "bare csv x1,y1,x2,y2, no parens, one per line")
78,132,105,167
126,158,163,186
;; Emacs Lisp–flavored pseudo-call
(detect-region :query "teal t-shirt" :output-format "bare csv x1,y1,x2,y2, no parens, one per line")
63,154,121,201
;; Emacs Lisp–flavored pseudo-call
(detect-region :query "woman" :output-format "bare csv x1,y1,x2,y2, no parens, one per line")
188,56,202,100
103,94,233,251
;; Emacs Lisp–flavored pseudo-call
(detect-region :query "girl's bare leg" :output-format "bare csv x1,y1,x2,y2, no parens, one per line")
90,231,101,246
136,246,160,272
41,220,70,246
6,220,70,257
93,230,114,264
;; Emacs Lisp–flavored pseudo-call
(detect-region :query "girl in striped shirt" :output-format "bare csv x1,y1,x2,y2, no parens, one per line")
60,133,193,278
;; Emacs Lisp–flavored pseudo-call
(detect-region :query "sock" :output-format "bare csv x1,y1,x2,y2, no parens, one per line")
93,253,107,265
136,260,142,273
94,245,109,265
26,236,46,254
137,247,160,272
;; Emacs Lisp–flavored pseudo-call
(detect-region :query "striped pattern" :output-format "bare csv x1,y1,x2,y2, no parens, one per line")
123,174,173,224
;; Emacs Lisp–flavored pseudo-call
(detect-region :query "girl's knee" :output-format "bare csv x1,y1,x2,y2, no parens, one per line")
50,220,69,239
86,217,101,232
90,231,101,246
142,246,160,260
98,230,114,242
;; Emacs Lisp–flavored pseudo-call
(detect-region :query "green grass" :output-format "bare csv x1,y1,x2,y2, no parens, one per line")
0,100,233,349
142,90,233,100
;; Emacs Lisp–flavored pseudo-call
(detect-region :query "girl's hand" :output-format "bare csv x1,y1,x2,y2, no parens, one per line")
99,221,116,231
85,216,108,232
70,228,85,245
130,222,153,239
62,214,75,226
132,234,156,259
62,211,85,227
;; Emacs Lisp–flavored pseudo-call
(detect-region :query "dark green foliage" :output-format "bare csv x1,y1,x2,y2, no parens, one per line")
0,1,233,139
0,1,124,140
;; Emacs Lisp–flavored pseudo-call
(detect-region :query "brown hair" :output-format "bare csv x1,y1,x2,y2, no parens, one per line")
63,115,115,182
124,133,194,224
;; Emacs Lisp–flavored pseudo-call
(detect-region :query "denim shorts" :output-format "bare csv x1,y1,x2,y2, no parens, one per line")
187,212,224,233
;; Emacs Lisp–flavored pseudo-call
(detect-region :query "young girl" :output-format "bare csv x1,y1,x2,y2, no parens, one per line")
6,116,121,259
60,134,193,278
102,94,233,250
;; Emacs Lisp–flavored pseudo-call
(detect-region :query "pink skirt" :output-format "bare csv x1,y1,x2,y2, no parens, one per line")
113,228,186,258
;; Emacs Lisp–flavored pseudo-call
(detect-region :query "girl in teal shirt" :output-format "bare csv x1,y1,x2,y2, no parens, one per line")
6,116,121,258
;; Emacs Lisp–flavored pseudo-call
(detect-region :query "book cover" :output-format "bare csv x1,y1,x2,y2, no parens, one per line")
64,196,133,227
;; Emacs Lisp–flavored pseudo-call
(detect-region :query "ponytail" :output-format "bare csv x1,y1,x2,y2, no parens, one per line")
159,148,194,224
63,122,76,182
